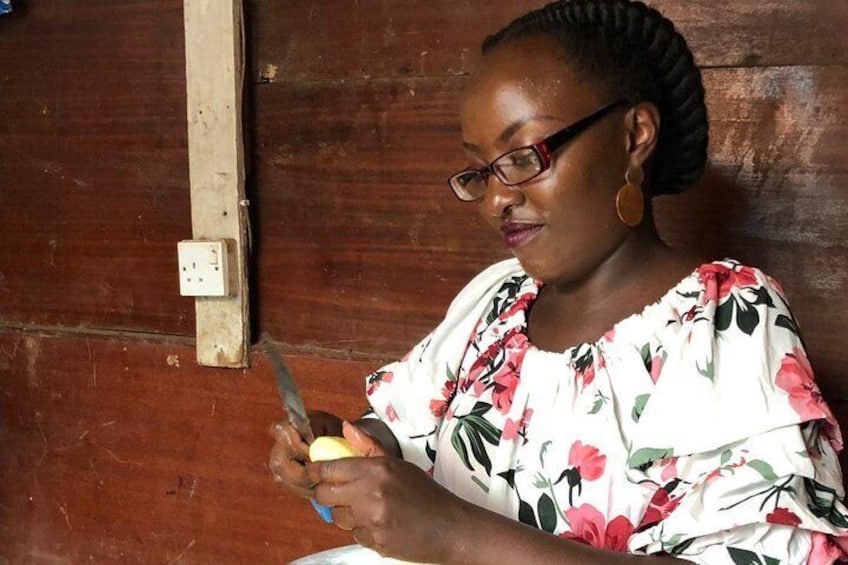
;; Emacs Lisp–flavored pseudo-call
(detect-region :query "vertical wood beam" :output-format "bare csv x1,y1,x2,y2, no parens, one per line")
183,0,249,367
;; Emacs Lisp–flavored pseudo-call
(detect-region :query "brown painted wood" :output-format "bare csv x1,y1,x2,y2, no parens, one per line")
0,0,194,335
253,66,848,400
0,329,374,563
248,0,848,82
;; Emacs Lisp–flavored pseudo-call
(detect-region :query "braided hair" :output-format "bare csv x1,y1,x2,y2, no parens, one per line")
482,0,708,196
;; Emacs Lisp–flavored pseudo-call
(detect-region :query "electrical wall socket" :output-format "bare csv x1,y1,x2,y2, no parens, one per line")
177,240,230,297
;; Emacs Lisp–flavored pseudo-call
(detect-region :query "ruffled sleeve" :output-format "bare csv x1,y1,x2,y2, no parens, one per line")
363,259,525,471
625,261,848,563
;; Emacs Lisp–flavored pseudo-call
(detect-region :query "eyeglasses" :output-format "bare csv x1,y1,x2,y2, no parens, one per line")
447,99,628,202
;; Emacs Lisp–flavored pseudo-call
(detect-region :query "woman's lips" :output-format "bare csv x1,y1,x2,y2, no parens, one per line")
500,222,544,249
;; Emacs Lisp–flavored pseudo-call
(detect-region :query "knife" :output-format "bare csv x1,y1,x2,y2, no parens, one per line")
261,333,315,444
260,334,334,523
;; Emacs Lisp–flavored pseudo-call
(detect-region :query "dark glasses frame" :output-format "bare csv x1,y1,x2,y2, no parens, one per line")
448,99,629,201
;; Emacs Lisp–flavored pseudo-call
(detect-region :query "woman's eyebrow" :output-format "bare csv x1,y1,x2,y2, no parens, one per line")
461,115,563,151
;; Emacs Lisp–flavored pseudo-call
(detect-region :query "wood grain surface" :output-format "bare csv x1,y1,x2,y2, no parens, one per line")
0,329,371,563
248,0,848,83
0,0,194,336
253,66,848,398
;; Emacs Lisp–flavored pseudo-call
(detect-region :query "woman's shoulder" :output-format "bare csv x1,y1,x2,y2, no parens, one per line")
443,258,528,315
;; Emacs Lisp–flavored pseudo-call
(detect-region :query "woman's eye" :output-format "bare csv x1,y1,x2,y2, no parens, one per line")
507,152,536,169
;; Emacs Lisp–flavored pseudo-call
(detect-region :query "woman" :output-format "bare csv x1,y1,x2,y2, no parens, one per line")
270,0,848,562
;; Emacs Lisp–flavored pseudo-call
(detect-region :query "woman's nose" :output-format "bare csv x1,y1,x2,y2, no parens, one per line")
478,177,525,219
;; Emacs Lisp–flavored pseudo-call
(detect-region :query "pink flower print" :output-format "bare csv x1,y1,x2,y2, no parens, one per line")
808,532,848,565
385,404,398,422
503,409,533,441
776,347,833,423
497,290,537,323
561,442,606,504
637,483,682,532
429,380,456,418
492,370,520,414
659,457,678,482
366,370,394,396
697,262,760,303
705,455,747,483
487,329,529,414
568,441,606,481
561,504,634,552
649,354,665,384
766,507,801,527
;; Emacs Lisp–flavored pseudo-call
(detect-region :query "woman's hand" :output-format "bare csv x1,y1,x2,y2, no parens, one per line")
309,425,462,563
268,410,343,498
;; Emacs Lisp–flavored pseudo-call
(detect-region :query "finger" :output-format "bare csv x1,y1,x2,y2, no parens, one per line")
269,444,314,498
352,527,385,556
311,463,371,507
308,410,343,437
269,421,310,460
342,421,386,457
307,457,371,487
331,505,356,531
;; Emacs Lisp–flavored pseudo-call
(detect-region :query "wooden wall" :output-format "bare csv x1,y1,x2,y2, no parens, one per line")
0,0,846,562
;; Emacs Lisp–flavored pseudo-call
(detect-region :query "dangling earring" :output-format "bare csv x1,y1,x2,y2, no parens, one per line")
616,166,645,227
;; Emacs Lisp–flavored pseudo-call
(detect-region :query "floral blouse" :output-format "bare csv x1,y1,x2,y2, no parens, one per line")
364,259,848,564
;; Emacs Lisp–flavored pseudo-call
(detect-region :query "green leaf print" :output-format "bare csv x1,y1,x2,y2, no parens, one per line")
627,447,674,471
775,314,801,338
670,538,695,556
518,499,537,529
735,300,761,336
640,343,652,369
588,390,608,415
450,408,502,475
631,394,651,423
720,449,732,465
751,286,775,307
715,297,734,332
469,401,488,417
697,357,715,381
727,547,781,565
451,428,472,471
747,460,778,482
537,493,558,533
540,440,552,466
804,478,848,528
445,364,458,383
497,469,516,489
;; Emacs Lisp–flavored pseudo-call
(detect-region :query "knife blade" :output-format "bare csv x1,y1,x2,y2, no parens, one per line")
261,334,337,524
260,334,315,445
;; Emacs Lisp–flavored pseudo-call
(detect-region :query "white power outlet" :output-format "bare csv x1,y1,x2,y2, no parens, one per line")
177,240,230,297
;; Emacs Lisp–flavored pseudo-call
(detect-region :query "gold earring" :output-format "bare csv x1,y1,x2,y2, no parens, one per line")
616,166,645,227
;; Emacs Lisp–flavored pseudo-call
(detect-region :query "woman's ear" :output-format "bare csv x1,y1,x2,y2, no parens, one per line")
625,102,660,168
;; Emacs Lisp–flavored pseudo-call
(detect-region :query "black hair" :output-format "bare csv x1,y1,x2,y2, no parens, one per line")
483,0,708,196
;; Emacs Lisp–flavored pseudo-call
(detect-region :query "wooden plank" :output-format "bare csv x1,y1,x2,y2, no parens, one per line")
252,66,848,392
0,0,194,336
183,0,250,367
248,0,848,83
0,329,374,563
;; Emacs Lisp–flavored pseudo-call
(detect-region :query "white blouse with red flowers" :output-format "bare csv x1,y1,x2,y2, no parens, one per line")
364,259,848,564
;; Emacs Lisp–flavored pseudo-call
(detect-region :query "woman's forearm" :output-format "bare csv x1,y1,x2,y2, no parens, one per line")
443,497,691,565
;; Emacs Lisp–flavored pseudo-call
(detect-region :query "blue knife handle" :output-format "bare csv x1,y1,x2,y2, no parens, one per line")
311,498,334,523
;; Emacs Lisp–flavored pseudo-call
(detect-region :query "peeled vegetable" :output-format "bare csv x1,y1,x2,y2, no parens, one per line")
309,436,360,462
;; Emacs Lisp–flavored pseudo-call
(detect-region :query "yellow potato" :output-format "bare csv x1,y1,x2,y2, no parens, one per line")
309,436,360,462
